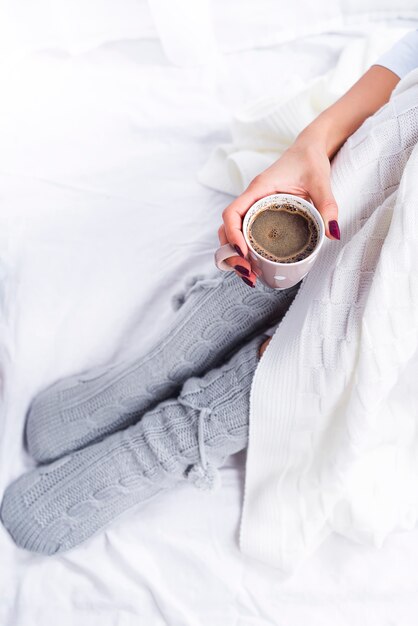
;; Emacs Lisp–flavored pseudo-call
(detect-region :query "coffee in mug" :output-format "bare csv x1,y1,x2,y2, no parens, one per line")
247,202,320,263
214,193,326,290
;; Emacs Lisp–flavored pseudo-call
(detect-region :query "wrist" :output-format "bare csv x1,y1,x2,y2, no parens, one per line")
294,65,399,161
294,114,342,161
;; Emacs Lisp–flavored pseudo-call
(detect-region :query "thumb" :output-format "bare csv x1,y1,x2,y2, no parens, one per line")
309,181,340,241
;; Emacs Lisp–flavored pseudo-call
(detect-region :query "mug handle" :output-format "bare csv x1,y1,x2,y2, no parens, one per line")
214,243,240,271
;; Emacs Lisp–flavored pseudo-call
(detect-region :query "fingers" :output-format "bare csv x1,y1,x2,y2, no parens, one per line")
221,188,262,257
217,224,257,286
309,180,340,241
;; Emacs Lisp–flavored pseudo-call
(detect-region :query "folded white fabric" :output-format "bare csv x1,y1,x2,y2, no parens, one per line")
238,68,418,576
198,28,412,196
0,0,156,58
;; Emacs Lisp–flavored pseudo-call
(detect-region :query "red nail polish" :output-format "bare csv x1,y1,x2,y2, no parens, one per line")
328,220,340,240
241,276,255,288
234,244,245,258
234,264,250,277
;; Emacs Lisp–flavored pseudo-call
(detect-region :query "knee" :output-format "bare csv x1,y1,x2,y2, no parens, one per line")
258,336,271,358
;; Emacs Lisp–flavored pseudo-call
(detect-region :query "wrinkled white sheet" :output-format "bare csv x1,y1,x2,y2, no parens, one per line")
2,27,418,626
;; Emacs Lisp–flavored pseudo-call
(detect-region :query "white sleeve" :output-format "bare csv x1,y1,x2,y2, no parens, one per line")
373,29,418,79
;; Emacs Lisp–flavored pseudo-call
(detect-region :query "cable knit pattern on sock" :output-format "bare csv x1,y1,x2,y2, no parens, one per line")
0,333,265,555
26,269,299,463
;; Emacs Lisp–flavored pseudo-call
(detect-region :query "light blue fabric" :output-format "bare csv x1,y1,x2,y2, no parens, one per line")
25,269,299,463
0,332,267,555
374,29,418,79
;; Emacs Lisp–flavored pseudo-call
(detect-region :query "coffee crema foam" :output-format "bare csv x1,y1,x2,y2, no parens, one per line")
247,202,319,263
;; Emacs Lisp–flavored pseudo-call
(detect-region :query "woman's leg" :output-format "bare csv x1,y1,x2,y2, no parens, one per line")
26,269,300,464
1,331,268,555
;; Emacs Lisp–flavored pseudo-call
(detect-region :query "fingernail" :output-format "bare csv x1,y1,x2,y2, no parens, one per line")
241,276,255,288
234,264,250,277
328,220,340,240
234,244,245,258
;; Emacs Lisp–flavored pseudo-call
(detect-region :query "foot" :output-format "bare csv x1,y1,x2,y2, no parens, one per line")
25,271,299,464
1,333,266,554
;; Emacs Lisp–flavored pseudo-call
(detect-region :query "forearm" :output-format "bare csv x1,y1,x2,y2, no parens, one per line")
295,65,400,160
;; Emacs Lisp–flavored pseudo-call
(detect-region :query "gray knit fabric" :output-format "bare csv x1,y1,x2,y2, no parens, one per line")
26,270,300,463
1,332,267,555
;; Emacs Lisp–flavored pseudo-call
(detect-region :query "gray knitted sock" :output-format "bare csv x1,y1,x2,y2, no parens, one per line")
26,269,299,463
1,332,267,555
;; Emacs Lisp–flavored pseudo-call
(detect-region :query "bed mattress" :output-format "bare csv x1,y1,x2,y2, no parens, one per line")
1,21,418,626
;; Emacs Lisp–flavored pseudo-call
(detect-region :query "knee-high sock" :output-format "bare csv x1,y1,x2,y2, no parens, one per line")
1,332,267,555
25,269,299,463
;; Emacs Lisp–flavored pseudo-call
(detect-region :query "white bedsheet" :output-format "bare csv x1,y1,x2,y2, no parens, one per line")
2,25,418,626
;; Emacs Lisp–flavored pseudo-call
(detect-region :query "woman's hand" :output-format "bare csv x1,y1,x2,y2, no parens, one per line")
217,137,340,287
218,64,401,287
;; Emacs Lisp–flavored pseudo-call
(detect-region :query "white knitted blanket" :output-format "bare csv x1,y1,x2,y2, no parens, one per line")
201,43,418,574
198,28,411,196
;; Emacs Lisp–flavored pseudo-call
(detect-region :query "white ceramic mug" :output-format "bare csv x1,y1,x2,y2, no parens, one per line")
214,193,325,290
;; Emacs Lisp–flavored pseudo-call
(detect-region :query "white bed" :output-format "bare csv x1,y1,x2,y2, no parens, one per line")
2,3,418,624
